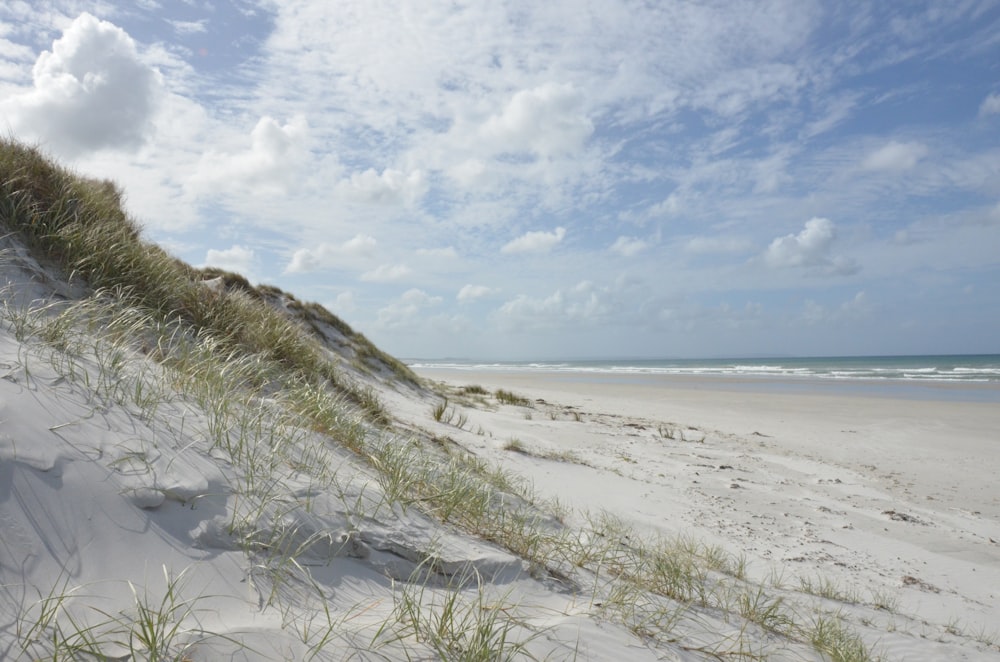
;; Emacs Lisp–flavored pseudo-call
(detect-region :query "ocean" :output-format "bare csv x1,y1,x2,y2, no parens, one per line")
407,355,1000,403
407,354,1000,384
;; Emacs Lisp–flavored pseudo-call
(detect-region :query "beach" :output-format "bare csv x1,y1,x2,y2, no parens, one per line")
409,367,1000,657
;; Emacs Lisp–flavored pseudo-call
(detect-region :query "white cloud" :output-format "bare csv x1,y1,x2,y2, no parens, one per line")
360,263,413,282
764,217,834,268
479,82,593,158
335,167,427,205
285,234,377,273
980,93,1000,117
862,141,928,171
203,244,255,274
457,284,495,303
609,236,648,257
0,13,160,156
501,227,566,254
648,194,682,218
195,115,309,192
763,217,856,275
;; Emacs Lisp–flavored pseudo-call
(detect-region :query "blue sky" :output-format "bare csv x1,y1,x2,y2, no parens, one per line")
1,1,999,360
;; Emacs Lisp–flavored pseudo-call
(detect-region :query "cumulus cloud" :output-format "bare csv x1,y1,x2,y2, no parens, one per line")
360,263,413,282
335,167,427,205
763,217,857,275
861,140,928,171
203,245,255,274
195,115,309,191
501,227,566,254
980,93,1000,117
457,284,495,303
480,83,593,158
764,217,834,267
609,236,648,257
0,13,160,156
285,234,377,273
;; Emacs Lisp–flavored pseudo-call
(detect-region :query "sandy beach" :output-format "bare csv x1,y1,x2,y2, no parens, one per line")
407,368,1000,658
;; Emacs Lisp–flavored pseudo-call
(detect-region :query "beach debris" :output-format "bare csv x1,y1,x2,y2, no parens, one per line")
883,509,926,524
902,575,940,593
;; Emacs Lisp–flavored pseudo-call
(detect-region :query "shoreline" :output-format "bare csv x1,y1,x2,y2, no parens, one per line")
415,366,1000,403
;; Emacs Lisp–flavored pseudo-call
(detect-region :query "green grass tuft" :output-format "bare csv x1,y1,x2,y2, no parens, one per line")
495,389,530,407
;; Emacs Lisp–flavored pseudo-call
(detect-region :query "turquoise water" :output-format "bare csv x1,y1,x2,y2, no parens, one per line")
408,354,1000,384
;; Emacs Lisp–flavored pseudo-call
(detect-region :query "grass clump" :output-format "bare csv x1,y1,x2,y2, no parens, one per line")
809,613,878,662
495,389,530,407
431,397,468,428
503,438,528,454
378,565,539,661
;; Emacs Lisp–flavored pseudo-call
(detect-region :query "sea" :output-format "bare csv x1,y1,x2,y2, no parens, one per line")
407,354,1000,402
408,354,1000,383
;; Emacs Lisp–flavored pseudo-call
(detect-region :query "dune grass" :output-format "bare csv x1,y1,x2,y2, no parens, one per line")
495,388,531,407
0,138,397,421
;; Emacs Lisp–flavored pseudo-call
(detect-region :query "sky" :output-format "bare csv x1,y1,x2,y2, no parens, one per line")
1,1,999,360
